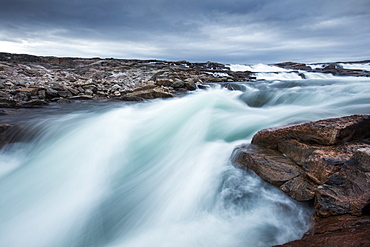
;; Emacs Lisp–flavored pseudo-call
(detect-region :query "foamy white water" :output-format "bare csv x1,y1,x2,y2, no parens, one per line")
1,75,370,247
229,63,370,81
229,63,289,72
339,62,370,71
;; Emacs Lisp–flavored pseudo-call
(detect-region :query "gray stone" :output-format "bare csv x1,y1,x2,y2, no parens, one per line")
354,147,370,171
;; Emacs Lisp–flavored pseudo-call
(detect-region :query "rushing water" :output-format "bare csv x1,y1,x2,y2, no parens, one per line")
1,76,370,247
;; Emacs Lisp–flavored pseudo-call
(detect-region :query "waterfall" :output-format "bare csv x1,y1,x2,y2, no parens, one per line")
1,76,370,247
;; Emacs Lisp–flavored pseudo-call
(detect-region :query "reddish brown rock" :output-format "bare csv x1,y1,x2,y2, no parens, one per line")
309,214,370,235
233,114,370,246
274,225,370,247
280,175,316,201
232,144,303,187
275,215,370,247
354,147,370,172
315,168,370,217
252,115,370,149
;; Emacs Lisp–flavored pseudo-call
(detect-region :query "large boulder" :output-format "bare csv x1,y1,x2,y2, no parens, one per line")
232,114,370,246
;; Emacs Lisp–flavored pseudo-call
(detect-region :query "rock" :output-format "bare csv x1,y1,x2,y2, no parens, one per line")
172,79,185,88
232,144,303,187
274,62,312,71
38,89,46,99
233,114,370,246
15,88,38,94
70,95,94,100
308,214,370,235
5,82,14,87
276,215,370,246
0,98,17,108
315,168,370,217
50,83,66,91
280,175,317,201
0,52,256,108
155,78,174,87
109,84,121,92
0,91,10,99
57,90,73,98
124,87,174,100
184,78,198,90
274,61,370,77
354,147,370,171
274,225,370,247
84,89,94,96
67,87,79,96
252,115,370,149
46,88,59,98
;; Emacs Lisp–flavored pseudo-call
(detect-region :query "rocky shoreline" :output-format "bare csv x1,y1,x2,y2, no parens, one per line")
0,52,253,108
1,53,370,109
232,115,370,246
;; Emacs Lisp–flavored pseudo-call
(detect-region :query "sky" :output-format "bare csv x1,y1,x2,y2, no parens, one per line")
0,0,369,64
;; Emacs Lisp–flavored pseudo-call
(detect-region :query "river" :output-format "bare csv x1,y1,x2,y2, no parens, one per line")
1,72,370,247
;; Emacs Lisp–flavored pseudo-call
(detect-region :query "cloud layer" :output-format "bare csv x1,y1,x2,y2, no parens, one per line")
1,0,369,63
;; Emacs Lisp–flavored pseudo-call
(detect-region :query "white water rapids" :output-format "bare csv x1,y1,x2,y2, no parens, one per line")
1,76,370,247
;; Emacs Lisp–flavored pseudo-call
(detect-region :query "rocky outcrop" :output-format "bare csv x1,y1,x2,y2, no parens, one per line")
232,115,370,246
275,61,370,77
274,62,312,71
0,52,253,107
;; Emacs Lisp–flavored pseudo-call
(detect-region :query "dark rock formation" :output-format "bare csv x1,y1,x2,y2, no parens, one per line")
0,52,254,108
232,115,370,246
274,62,312,71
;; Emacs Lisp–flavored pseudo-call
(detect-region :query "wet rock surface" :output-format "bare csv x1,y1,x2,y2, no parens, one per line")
232,114,370,246
0,52,253,107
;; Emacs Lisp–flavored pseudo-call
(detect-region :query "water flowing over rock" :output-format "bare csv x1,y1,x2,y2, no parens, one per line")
275,61,370,77
232,114,370,246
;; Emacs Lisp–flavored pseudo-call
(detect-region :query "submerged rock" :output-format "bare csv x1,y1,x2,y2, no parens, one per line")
232,114,370,246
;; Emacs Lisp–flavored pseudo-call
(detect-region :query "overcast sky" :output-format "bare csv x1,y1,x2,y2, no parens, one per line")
0,0,369,64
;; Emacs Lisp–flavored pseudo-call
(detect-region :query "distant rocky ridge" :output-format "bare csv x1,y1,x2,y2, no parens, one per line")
274,61,370,78
232,115,370,246
0,52,253,108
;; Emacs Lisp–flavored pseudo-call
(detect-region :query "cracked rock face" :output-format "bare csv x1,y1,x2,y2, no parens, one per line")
232,114,370,246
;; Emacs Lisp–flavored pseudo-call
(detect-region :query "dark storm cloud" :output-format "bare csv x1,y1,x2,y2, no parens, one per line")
0,0,369,63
